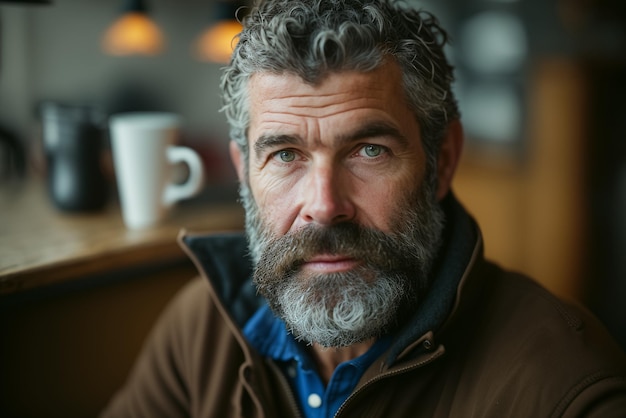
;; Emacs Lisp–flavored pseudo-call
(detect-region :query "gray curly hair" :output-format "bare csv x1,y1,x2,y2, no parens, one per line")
220,0,458,172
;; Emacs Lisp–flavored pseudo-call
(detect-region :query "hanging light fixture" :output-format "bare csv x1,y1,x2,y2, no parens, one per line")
193,0,244,64
102,0,164,56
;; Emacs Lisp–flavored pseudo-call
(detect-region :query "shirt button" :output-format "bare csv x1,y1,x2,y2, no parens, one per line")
308,393,322,409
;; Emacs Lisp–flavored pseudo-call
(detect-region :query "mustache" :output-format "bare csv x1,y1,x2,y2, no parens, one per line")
255,222,417,280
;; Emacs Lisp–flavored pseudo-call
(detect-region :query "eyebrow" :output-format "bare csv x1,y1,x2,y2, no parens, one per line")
252,121,410,160
337,122,410,147
254,134,303,160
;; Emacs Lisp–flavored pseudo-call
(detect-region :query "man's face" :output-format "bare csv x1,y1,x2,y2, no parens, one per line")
233,61,446,347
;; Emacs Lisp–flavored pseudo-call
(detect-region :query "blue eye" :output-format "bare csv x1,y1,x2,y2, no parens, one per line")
276,150,296,162
361,144,385,158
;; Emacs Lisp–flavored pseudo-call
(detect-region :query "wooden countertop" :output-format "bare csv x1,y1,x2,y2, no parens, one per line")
0,179,244,295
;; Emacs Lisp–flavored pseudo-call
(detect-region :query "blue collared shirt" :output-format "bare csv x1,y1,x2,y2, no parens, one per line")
243,303,391,418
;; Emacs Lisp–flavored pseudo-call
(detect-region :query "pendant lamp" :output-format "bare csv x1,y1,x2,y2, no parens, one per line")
193,0,244,63
102,0,164,56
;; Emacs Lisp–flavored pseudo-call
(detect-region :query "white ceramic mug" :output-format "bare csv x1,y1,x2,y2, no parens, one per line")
109,112,204,230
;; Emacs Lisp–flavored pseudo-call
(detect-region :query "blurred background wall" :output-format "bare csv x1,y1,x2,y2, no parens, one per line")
1,0,624,348
0,0,229,140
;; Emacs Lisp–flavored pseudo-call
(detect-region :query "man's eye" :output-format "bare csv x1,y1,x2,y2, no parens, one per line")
274,150,296,162
359,144,386,158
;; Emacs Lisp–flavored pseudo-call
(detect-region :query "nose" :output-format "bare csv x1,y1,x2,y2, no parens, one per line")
299,163,355,226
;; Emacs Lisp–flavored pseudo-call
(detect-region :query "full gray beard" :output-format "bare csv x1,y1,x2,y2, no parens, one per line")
276,266,410,347
239,178,445,348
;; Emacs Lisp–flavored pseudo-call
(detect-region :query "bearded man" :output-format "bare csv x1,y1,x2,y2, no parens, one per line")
102,0,626,417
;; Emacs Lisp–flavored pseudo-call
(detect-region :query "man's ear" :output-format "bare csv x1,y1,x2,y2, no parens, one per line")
229,140,245,182
436,119,464,201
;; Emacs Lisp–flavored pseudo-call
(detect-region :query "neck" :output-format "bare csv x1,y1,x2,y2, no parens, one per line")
309,339,376,385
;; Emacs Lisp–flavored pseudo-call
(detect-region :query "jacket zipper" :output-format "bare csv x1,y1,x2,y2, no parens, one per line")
333,347,445,417
265,358,305,418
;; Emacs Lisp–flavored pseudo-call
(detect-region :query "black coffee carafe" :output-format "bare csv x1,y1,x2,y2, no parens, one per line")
41,102,108,212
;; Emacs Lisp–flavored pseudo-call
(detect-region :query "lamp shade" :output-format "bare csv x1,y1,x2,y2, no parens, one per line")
193,0,245,63
194,19,242,63
102,0,164,56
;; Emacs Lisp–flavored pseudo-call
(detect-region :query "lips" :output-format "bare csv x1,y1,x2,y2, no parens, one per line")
302,254,360,273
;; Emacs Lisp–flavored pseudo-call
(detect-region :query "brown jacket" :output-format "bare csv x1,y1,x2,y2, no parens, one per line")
102,196,626,417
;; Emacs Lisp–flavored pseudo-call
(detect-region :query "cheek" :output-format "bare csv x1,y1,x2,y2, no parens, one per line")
250,172,301,234
353,187,400,231
350,171,421,231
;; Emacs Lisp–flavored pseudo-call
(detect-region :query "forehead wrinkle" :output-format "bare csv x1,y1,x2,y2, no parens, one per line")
259,88,387,117
248,70,407,157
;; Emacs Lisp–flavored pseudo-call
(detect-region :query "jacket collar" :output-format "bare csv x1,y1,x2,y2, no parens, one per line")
178,192,484,365
385,193,483,364
178,229,260,328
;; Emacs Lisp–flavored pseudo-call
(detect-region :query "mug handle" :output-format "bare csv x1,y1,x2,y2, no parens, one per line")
163,146,205,206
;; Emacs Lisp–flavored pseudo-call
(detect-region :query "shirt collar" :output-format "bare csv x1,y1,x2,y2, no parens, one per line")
243,303,392,371
243,303,318,370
